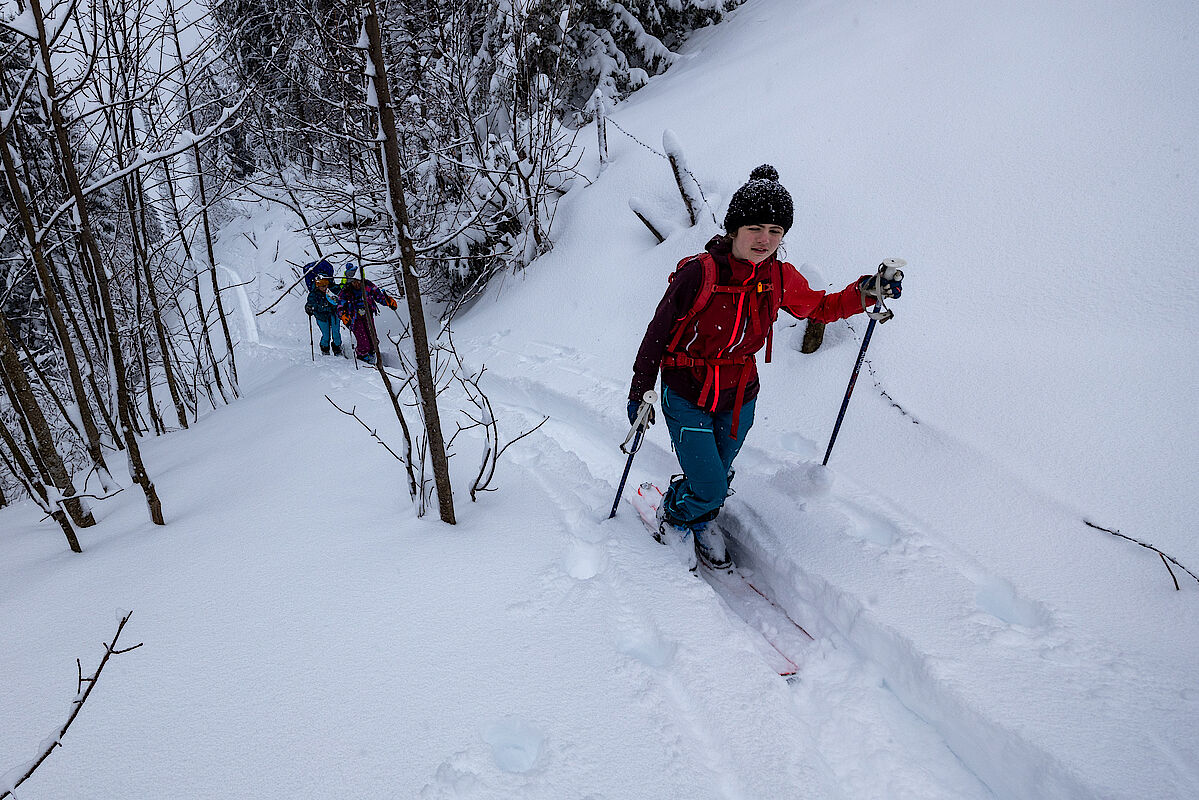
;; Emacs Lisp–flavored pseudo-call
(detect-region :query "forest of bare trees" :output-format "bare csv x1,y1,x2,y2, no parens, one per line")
0,0,742,544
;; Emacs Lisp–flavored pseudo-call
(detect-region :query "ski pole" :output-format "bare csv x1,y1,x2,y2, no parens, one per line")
609,390,658,519
309,315,315,360
822,259,904,466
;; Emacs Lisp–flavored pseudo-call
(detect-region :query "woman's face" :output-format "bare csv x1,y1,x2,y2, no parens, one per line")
730,224,785,264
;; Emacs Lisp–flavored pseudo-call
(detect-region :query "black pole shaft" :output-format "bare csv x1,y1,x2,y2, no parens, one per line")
608,427,644,519
822,309,879,466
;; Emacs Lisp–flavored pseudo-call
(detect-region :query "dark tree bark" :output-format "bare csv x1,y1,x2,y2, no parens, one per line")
168,4,239,394
365,1,456,524
0,320,92,542
801,320,826,354
0,416,81,550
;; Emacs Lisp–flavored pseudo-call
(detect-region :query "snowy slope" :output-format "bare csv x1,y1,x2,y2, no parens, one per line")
3,1,1198,798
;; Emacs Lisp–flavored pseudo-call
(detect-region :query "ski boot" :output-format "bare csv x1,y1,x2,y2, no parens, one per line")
655,498,697,572
657,475,732,571
332,343,342,356
693,525,733,572
320,345,330,355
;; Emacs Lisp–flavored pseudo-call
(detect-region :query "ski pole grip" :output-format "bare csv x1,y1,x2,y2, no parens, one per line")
635,390,658,430
878,257,905,282
621,390,659,454
865,258,905,323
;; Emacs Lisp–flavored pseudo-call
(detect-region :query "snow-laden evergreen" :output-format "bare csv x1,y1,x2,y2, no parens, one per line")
3,1,1197,797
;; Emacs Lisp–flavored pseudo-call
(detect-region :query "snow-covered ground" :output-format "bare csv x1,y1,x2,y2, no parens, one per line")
3,0,1197,797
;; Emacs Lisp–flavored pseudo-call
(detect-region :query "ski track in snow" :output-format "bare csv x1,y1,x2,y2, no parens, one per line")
468,335,996,798
465,320,1194,797
473,316,1199,798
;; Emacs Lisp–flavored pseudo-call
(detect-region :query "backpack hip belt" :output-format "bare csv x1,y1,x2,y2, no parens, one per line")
662,352,754,438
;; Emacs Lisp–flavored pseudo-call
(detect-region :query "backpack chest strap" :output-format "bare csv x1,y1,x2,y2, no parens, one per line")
711,281,773,295
662,353,753,369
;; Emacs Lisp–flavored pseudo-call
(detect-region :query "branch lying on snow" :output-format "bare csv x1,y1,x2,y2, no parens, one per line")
1,612,143,799
1084,520,1197,590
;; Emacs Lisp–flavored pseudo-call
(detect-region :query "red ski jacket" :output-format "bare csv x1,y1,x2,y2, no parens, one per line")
630,236,866,432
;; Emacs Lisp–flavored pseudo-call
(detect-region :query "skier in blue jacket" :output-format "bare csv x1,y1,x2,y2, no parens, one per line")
302,260,343,356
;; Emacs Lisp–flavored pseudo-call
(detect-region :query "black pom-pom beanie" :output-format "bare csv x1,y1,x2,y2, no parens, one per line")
723,164,793,234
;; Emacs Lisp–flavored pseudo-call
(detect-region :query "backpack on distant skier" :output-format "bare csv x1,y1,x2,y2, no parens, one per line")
302,259,335,291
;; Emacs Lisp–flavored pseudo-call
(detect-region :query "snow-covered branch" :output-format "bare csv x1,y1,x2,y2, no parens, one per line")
35,93,249,245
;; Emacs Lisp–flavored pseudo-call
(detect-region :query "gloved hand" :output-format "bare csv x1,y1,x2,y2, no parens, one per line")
857,271,903,302
340,312,351,325
627,399,656,427
386,296,398,310
304,303,314,316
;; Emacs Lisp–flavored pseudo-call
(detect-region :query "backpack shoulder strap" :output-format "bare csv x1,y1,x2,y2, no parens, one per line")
771,258,784,320
688,253,718,314
667,253,717,351
762,258,785,363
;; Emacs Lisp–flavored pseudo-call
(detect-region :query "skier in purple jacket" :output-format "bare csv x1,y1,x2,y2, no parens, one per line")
336,264,397,364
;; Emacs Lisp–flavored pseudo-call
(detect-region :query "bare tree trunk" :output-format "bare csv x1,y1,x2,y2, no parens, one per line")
28,0,164,525
169,295,210,417
106,59,190,432
60,236,125,448
346,134,417,500
134,170,189,429
801,320,826,354
167,4,238,394
365,1,455,524
0,127,115,488
59,241,111,378
160,156,228,406
132,263,165,436
0,318,94,534
0,417,81,551
17,339,86,445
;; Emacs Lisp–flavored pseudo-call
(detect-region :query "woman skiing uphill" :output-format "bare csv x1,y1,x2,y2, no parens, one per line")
627,165,902,571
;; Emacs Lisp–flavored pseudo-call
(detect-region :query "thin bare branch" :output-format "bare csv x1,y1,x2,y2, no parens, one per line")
0,611,142,800
1084,520,1199,589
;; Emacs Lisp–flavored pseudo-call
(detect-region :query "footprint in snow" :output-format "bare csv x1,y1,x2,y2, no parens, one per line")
561,540,606,580
974,576,1051,631
483,716,544,774
767,461,835,498
617,624,677,669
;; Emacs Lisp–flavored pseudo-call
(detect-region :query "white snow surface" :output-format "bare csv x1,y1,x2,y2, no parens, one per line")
3,1,1198,798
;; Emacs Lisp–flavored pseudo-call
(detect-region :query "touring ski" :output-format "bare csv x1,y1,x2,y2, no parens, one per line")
627,482,813,680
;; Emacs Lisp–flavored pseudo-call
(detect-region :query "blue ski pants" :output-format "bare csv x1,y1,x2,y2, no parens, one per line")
660,385,756,525
315,316,342,349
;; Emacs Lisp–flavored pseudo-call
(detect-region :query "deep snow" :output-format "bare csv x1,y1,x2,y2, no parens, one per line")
3,1,1198,798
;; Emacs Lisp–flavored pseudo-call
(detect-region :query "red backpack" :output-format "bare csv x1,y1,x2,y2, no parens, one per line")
665,251,785,364
662,252,784,436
